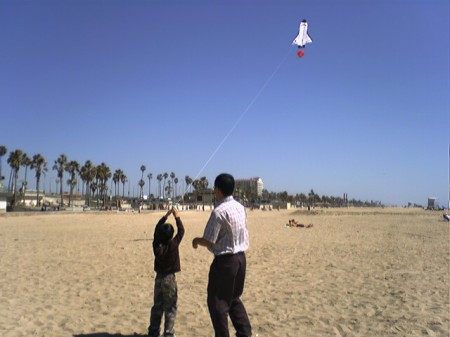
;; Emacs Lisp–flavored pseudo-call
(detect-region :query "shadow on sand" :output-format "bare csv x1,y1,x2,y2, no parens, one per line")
74,333,147,337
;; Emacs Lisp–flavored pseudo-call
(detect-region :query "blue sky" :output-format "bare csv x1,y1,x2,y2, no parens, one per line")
1,0,448,206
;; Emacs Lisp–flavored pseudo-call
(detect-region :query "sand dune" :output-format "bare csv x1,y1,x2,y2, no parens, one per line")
0,208,448,337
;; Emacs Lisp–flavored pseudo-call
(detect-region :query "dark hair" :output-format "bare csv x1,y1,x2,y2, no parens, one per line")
158,223,174,244
214,173,235,197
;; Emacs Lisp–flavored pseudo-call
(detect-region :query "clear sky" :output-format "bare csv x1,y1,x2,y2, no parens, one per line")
1,0,449,206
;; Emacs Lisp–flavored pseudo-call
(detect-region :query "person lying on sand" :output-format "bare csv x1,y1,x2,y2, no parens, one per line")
286,219,313,228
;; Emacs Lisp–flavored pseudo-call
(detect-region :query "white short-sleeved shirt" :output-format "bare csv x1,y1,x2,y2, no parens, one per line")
203,196,249,255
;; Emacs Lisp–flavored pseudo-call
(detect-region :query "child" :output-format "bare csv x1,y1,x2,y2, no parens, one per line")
148,207,184,337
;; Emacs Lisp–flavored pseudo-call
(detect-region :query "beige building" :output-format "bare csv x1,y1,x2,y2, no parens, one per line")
235,177,264,197
0,194,7,213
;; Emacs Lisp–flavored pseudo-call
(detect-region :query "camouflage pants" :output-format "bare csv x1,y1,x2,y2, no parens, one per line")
148,273,177,337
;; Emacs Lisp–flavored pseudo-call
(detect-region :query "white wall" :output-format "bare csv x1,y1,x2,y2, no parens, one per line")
0,199,6,212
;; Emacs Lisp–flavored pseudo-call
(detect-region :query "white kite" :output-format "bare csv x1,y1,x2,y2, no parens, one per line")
292,19,313,57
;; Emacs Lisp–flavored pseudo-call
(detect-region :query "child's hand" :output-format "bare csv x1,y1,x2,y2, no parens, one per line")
172,206,179,218
165,208,173,217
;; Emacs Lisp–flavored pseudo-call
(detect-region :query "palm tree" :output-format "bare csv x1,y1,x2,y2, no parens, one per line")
121,174,127,198
192,176,209,208
165,180,172,200
201,177,209,208
7,149,23,206
170,172,176,198
147,173,152,199
185,175,193,192
21,153,32,198
65,160,80,207
308,189,316,207
192,179,201,206
30,154,47,206
157,174,163,198
299,193,307,207
113,169,124,197
96,162,111,208
80,160,97,207
0,145,7,186
174,177,179,200
139,165,146,200
163,172,168,198
184,175,193,203
90,181,98,206
53,154,67,206
138,179,145,201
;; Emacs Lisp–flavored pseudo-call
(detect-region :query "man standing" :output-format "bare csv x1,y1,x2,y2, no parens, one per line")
192,173,252,337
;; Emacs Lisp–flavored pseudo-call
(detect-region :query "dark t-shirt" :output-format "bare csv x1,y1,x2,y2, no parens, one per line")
153,215,184,275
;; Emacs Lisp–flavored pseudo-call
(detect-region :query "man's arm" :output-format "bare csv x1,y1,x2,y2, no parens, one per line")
192,237,214,249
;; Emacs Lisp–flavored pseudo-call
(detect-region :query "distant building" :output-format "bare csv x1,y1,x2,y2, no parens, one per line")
427,197,437,210
0,186,10,213
235,177,264,197
271,201,292,210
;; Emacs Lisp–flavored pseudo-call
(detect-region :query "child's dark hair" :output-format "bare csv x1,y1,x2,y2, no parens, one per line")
158,223,174,244
214,173,235,197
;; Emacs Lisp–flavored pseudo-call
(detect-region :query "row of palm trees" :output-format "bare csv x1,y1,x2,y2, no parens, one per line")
0,145,380,209
0,145,209,208
261,189,381,208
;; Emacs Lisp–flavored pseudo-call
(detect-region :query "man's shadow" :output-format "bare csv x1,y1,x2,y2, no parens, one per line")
73,333,147,337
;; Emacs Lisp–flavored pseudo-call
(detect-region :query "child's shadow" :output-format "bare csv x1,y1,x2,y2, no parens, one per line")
73,333,147,337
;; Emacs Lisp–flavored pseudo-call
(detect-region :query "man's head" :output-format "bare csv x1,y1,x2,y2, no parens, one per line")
157,223,174,244
214,173,235,199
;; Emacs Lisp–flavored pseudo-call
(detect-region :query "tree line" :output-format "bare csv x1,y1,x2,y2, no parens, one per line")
0,145,383,209
260,189,382,208
0,145,209,208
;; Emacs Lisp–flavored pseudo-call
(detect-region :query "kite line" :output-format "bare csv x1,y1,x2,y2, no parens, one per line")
184,19,312,190
170,50,291,208
192,49,292,182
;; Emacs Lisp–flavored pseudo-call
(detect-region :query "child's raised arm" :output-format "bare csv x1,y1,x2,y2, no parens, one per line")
172,207,180,219
164,207,173,218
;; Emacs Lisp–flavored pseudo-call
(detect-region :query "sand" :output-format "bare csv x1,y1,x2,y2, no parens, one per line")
0,208,448,337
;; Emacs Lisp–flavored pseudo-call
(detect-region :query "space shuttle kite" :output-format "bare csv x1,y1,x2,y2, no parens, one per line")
292,19,313,58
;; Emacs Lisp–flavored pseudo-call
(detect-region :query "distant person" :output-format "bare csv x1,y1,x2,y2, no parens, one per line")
148,207,184,337
192,173,252,337
287,219,313,228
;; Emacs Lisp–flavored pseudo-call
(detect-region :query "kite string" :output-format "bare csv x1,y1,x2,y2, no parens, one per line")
171,49,291,208
192,49,292,182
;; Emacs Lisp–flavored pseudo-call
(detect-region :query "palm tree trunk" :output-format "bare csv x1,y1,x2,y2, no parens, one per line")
13,170,18,205
24,167,28,193
36,176,41,206
60,178,63,207
8,169,12,191
86,182,91,207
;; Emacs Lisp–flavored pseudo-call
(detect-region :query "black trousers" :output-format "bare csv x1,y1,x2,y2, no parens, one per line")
207,252,252,337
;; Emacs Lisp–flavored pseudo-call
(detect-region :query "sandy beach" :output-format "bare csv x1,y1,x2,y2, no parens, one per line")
0,208,448,337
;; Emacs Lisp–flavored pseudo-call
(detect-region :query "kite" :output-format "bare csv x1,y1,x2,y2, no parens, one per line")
293,19,312,57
